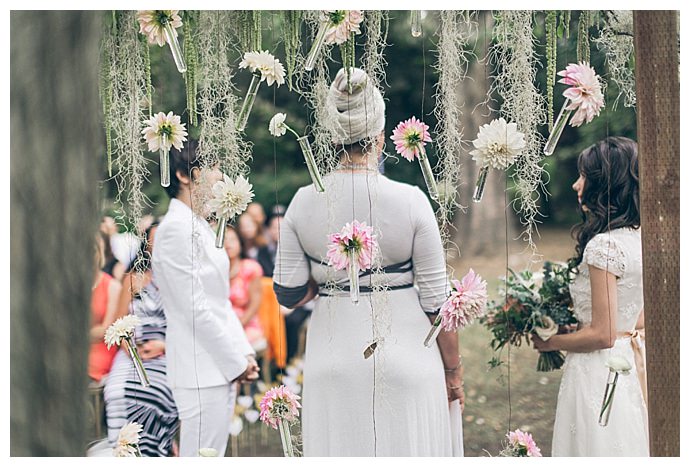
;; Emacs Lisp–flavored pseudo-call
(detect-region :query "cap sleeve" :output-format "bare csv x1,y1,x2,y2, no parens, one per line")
583,233,627,278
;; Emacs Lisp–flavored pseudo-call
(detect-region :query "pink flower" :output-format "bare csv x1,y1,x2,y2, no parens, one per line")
558,62,605,127
259,385,301,430
323,10,364,45
390,116,432,161
439,269,488,332
136,10,183,47
326,220,377,271
507,429,542,457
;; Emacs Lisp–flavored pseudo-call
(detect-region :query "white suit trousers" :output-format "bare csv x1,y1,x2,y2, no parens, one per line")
173,384,237,457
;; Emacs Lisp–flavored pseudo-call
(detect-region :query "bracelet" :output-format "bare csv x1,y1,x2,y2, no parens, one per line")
444,355,463,372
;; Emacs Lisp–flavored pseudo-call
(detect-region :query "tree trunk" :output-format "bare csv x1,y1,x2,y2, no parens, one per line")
454,12,514,257
11,11,102,456
633,10,680,457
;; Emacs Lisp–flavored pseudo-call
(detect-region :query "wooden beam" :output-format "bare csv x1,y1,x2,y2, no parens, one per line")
633,10,680,457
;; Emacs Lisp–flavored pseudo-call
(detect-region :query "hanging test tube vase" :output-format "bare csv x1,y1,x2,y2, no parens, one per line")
543,98,573,156
411,11,423,37
424,315,443,347
278,419,295,457
236,73,262,132
418,147,439,201
472,166,490,203
122,336,150,388
297,136,325,193
159,133,170,188
304,20,330,72
599,369,619,427
163,22,187,73
215,216,228,249
348,249,360,304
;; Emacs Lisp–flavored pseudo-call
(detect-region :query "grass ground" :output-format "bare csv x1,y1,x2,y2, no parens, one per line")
229,227,577,457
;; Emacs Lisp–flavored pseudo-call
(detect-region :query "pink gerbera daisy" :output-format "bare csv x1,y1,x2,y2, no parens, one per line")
390,116,432,161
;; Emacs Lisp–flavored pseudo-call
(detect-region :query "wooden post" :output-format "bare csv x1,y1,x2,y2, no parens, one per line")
633,10,680,457
11,11,102,455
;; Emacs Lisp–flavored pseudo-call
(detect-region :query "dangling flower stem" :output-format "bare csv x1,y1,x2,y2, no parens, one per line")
304,19,330,71
543,98,572,156
296,135,325,192
215,216,228,249
599,370,619,426
348,249,360,304
472,165,490,202
236,73,261,132
424,315,443,347
163,21,187,73
410,10,422,37
418,146,439,201
278,419,295,457
122,336,150,387
159,132,170,187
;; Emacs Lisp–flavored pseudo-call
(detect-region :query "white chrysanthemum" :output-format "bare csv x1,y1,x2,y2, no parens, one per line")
142,111,188,152
104,315,140,349
113,422,142,457
207,174,254,219
606,356,632,374
239,51,285,87
470,117,526,170
269,113,287,137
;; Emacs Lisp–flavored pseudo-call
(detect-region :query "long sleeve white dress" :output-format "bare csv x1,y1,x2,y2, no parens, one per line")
552,228,649,456
273,171,464,456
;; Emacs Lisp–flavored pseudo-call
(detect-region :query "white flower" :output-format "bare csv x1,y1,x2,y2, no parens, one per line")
470,117,526,170
606,356,632,374
269,113,288,137
113,422,142,457
136,10,183,47
104,315,141,349
142,111,188,152
207,174,254,220
534,316,558,341
239,50,285,87
198,448,218,457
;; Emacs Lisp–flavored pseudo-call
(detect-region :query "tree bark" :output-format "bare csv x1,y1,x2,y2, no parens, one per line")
11,11,102,456
633,10,680,457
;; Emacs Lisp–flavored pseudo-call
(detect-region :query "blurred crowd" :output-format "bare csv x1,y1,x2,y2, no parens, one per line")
88,202,312,456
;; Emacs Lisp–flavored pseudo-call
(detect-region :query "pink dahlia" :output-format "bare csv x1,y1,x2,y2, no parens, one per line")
507,429,542,457
439,269,488,332
323,10,364,45
259,385,301,430
390,116,432,162
558,62,605,127
326,220,377,271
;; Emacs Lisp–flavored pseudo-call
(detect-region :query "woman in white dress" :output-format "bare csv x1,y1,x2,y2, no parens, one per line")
273,68,464,456
533,136,648,456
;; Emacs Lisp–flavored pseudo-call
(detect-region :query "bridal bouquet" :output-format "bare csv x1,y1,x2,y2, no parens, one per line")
481,261,577,372
260,385,302,457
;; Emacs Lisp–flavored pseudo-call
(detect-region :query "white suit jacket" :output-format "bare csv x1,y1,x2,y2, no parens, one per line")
152,198,254,389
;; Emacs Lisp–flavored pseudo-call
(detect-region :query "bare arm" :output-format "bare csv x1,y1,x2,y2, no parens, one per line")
90,279,123,343
534,265,618,353
428,314,465,409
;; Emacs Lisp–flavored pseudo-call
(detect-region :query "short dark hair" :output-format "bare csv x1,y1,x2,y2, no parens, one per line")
164,139,202,199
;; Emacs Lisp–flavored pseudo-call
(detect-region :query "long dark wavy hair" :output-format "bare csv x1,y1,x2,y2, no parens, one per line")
571,136,640,266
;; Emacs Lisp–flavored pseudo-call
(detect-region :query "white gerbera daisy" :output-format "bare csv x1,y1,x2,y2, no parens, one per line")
470,118,526,170
239,51,286,87
113,422,142,457
142,111,187,152
207,174,254,220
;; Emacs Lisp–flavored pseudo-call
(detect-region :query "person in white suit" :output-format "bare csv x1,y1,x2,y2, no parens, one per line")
153,140,259,456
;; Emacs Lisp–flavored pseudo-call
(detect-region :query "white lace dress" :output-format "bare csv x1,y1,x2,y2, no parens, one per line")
552,228,649,456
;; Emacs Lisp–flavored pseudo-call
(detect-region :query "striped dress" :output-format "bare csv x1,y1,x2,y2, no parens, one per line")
103,281,179,456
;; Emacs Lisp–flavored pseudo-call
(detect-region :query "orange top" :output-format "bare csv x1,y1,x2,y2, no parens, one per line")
88,272,117,382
